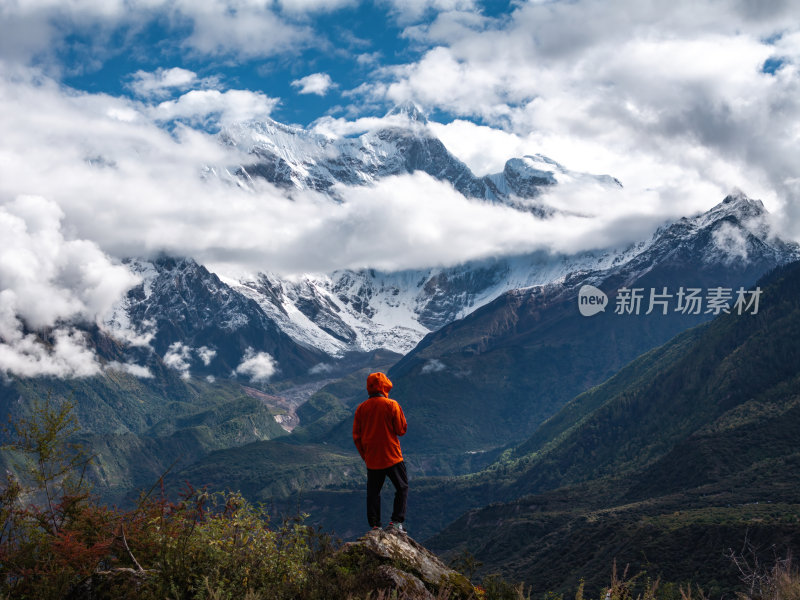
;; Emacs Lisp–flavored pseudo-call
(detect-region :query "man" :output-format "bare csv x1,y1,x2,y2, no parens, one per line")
352,371,409,533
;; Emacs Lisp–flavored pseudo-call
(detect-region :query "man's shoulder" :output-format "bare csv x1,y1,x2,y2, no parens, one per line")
357,396,398,410
355,396,379,411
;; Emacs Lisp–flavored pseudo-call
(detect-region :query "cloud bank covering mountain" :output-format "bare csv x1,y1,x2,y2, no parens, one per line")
1,0,799,378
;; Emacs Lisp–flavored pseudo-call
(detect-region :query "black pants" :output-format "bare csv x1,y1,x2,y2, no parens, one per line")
366,461,408,527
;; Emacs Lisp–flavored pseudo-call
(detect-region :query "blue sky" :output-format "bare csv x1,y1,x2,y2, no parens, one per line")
1,0,800,376
58,1,425,127
22,1,518,129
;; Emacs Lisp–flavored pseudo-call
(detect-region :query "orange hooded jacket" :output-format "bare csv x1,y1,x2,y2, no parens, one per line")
352,372,407,470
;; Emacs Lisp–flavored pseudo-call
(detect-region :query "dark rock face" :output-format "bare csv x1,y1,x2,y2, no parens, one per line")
502,157,557,196
374,129,489,199
236,148,296,187
287,281,358,344
333,272,377,319
416,264,509,330
237,123,493,199
121,256,325,379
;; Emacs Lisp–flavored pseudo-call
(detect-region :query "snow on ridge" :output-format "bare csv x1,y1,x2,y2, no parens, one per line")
105,109,798,366
217,109,619,207
226,247,654,358
101,189,795,365
103,259,159,347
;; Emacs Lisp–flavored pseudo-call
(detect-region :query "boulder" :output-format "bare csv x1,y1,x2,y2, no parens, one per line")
336,528,475,599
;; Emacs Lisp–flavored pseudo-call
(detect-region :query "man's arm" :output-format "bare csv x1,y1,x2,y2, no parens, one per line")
352,408,366,459
393,402,407,437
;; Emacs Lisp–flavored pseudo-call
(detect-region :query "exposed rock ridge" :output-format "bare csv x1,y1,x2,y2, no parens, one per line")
338,528,475,599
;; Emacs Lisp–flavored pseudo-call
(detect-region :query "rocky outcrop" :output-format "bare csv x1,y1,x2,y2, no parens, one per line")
65,529,477,600
335,528,476,599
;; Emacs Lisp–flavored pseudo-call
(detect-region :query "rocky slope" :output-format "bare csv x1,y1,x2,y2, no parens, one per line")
105,256,329,381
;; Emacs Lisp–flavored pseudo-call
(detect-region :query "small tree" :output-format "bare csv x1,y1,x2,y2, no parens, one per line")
8,393,93,533
0,392,109,599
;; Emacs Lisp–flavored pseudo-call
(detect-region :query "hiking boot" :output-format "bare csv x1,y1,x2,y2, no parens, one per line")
385,522,407,535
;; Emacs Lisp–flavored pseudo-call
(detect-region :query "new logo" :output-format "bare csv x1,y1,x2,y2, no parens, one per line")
578,285,608,317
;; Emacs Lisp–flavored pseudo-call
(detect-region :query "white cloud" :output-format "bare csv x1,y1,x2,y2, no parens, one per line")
151,89,279,125
310,112,429,137
102,315,156,348
0,65,782,284
127,67,202,99
380,46,515,122
421,358,446,373
0,0,314,68
254,172,675,272
163,341,192,379
277,0,357,13
235,348,278,382
0,195,140,378
428,119,529,175
105,360,153,378
401,5,489,44
162,343,215,377
0,196,138,329
4,0,795,242
292,72,335,96
712,221,750,262
176,0,313,59
308,362,334,375
356,51,382,66
197,345,217,366
354,0,800,222
0,327,101,379
383,0,478,24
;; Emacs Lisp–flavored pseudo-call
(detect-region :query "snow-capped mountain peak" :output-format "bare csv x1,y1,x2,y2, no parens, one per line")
385,100,428,125
217,108,621,205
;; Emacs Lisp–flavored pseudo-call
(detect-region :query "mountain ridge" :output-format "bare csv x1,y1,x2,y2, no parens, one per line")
220,104,621,208
421,258,800,594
